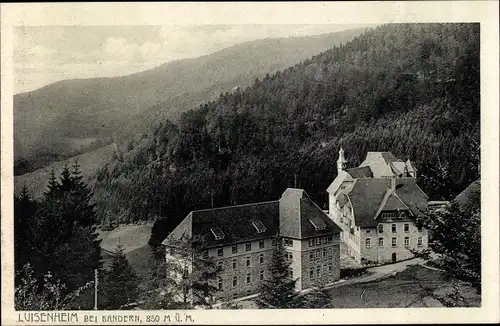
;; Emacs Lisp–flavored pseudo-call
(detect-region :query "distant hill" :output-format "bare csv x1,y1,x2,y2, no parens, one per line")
14,144,116,199
14,28,369,173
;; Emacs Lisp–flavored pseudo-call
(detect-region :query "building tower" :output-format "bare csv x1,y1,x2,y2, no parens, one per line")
337,147,347,174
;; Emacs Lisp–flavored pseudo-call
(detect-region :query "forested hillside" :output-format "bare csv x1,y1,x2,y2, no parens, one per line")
91,23,479,243
14,28,367,175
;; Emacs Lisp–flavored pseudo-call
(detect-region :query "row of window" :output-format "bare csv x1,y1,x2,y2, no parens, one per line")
219,270,266,290
308,248,333,262
309,264,333,279
217,253,267,271
216,240,266,257
308,235,333,247
376,223,422,234
365,236,424,248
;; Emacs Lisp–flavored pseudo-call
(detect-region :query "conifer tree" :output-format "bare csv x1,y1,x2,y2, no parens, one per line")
14,185,37,274
28,167,101,295
101,245,139,310
256,236,303,308
165,235,219,308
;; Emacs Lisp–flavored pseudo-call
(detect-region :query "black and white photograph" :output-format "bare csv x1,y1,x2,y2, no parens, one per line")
1,2,499,325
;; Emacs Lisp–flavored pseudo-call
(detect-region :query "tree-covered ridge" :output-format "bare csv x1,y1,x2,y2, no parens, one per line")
93,23,479,240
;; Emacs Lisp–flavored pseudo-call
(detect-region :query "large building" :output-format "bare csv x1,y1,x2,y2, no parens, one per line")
163,188,342,302
327,149,429,264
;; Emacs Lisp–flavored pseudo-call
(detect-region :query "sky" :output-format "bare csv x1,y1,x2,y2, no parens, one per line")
13,24,372,94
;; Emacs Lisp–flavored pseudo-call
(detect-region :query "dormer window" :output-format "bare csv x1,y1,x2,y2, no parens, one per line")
310,218,327,231
210,227,225,240
252,220,266,234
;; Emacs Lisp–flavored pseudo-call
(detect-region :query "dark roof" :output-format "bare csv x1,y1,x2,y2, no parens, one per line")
454,180,480,213
300,198,342,237
348,179,391,227
346,178,428,227
190,201,280,247
164,188,341,247
346,166,373,178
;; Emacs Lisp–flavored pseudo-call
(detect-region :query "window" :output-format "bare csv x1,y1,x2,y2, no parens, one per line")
418,237,423,247
217,247,223,257
246,256,251,267
288,268,293,278
315,237,321,246
259,240,265,249
328,248,333,259
252,220,266,233
310,218,327,231
366,229,371,234
232,276,237,287
259,270,264,281
365,238,371,248
404,223,410,233
322,249,327,259
309,238,315,247
309,268,314,279
417,225,423,232
309,252,314,262
259,253,264,264
232,293,237,299
378,238,384,247
392,237,397,247
232,244,238,254
392,224,397,233
218,279,223,291
232,259,237,270
327,235,333,243
382,212,397,219
210,227,225,240
316,266,321,277
316,251,321,261
245,243,252,251
286,252,293,260
217,261,223,271
284,238,293,247
246,273,251,284
378,224,384,233
328,264,333,275
404,237,410,247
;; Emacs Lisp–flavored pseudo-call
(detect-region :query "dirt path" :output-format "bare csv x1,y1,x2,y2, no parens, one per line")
334,257,426,287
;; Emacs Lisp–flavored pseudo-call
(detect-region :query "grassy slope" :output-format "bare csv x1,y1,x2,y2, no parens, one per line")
98,223,153,272
14,144,116,199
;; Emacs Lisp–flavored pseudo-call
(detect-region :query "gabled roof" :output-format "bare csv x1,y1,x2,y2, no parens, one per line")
165,200,280,247
359,152,410,178
326,170,352,194
300,197,342,238
279,188,342,239
346,166,373,178
405,159,417,173
343,178,429,227
346,179,392,227
454,180,480,213
374,188,409,219
164,188,342,247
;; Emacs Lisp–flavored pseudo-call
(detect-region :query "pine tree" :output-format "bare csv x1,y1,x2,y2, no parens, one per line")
165,235,219,308
256,236,303,308
45,168,59,197
28,168,101,295
102,245,139,310
14,185,37,275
